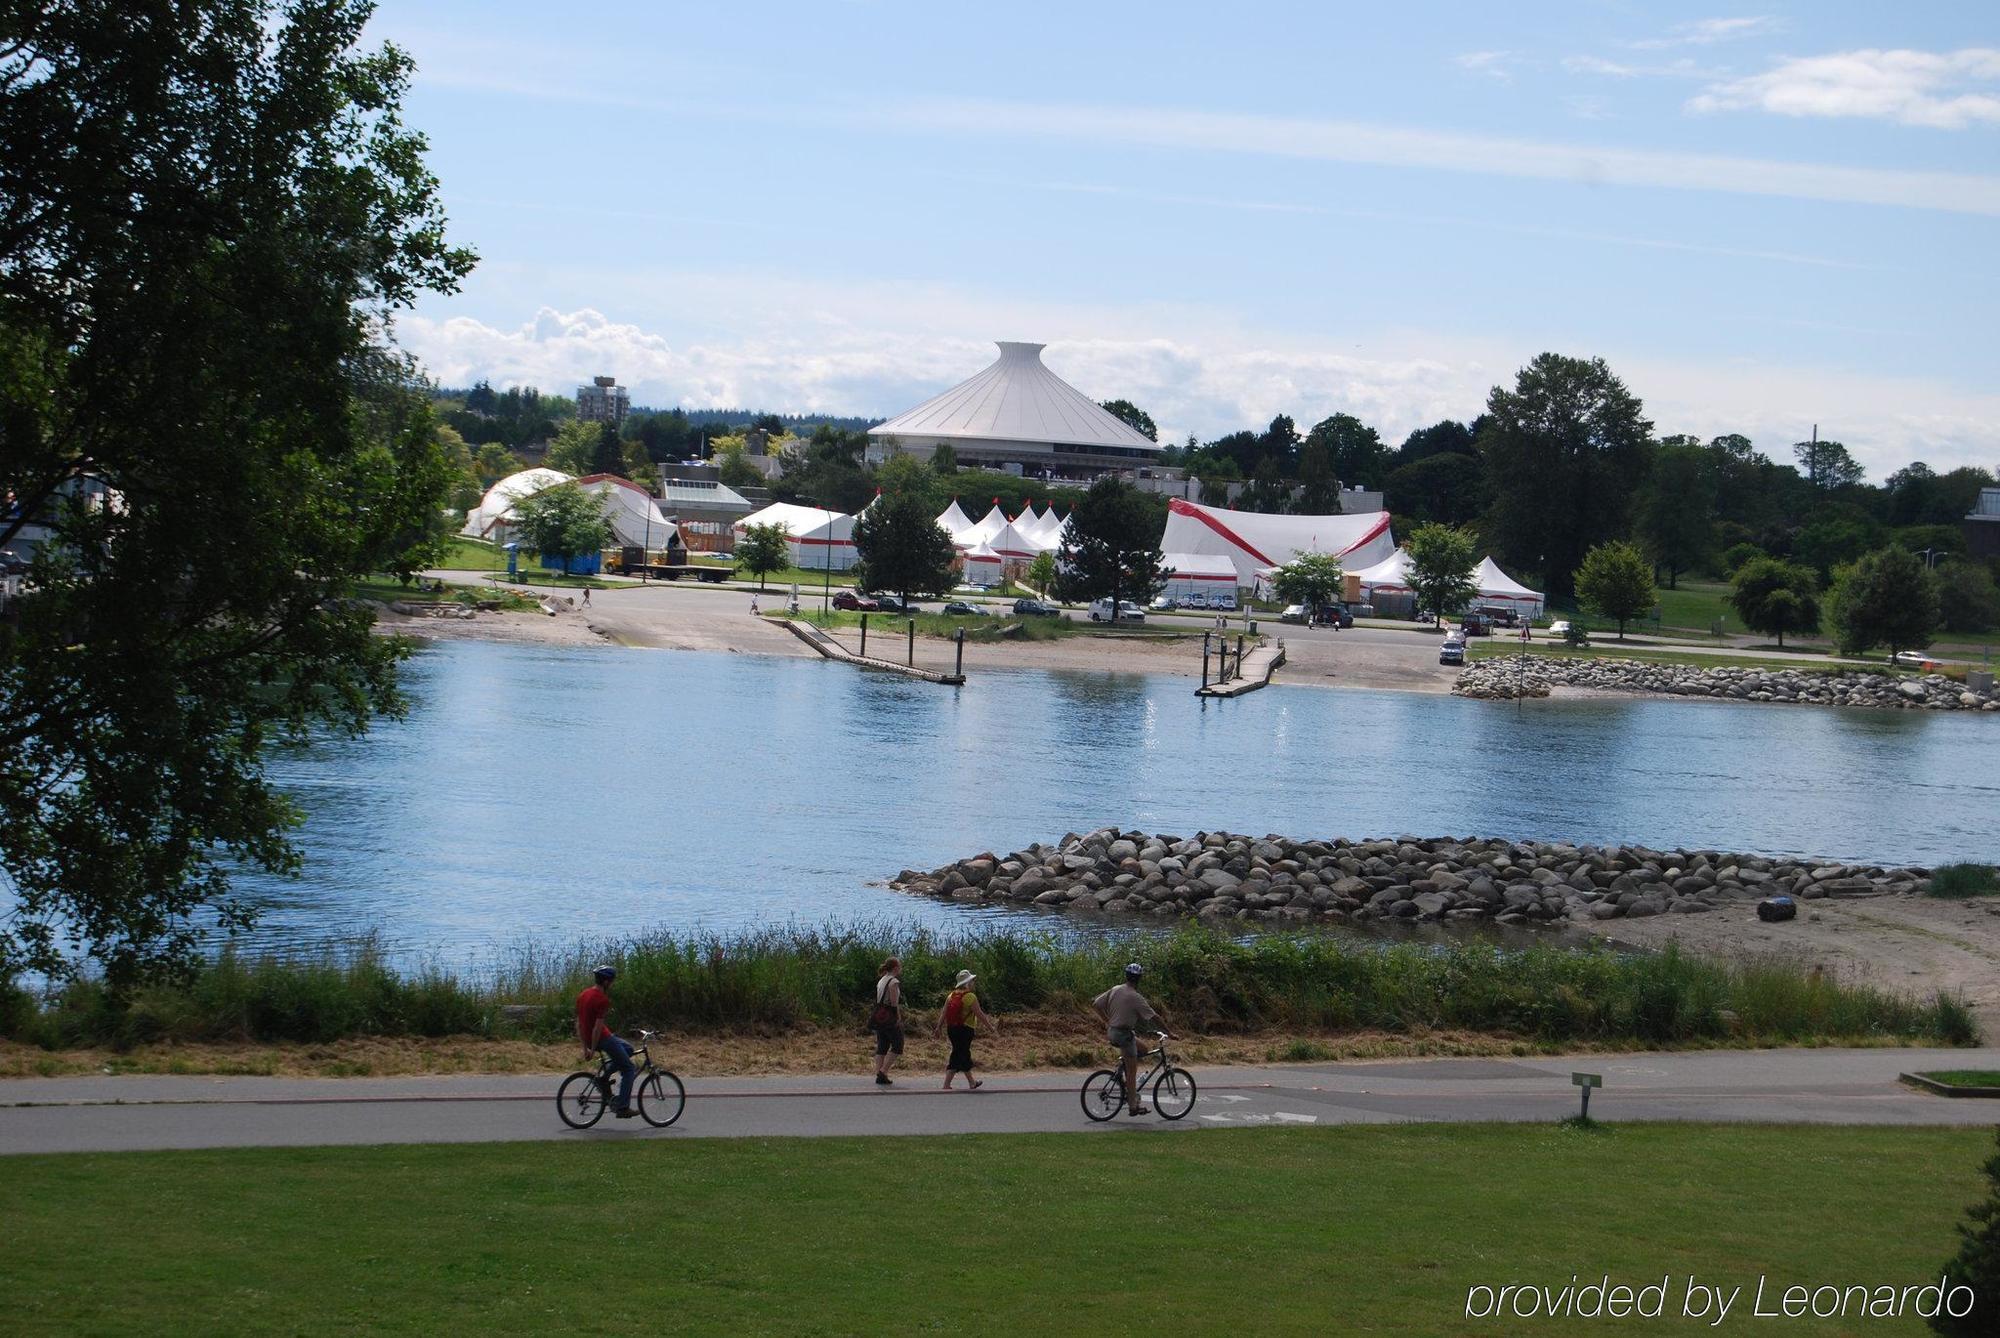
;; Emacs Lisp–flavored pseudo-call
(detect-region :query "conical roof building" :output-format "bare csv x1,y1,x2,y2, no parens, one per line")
867,341,1162,478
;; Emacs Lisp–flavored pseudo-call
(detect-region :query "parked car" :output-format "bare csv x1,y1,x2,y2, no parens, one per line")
875,594,922,615
940,600,989,617
1891,650,1937,669
1314,604,1354,629
1546,619,1572,639
831,591,879,612
1148,596,1179,612
1279,603,1309,625
1087,598,1146,623
1460,612,1492,637
1012,597,1061,617
1439,639,1466,666
1477,604,1518,628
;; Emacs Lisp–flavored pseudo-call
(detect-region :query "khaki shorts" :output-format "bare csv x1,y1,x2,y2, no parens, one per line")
1108,1026,1139,1059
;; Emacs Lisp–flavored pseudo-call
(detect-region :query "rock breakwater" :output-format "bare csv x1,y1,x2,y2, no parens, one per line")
1455,654,1998,711
893,829,1931,927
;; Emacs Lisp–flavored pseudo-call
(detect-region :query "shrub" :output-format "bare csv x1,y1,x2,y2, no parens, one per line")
1930,865,2000,899
1930,1128,2000,1336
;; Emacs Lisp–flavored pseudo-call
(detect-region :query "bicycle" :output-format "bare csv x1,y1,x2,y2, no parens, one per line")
557,1029,685,1129
1081,1031,1197,1122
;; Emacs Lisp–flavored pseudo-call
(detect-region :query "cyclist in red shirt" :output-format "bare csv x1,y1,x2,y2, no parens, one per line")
576,966,637,1118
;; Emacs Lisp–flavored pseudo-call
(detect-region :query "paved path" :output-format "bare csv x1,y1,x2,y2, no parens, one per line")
3,1047,1994,1155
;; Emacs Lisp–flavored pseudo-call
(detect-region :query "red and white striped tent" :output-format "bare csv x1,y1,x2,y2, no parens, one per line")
1160,498,1395,586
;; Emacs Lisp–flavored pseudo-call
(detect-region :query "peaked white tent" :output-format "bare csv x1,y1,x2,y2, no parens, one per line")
461,467,573,539
1159,498,1396,586
733,502,857,570
1021,505,1064,552
936,499,975,546
983,517,1044,563
1473,557,1545,616
960,541,1004,586
576,474,679,550
966,502,1011,546
867,341,1161,471
1350,547,1414,594
1159,552,1240,602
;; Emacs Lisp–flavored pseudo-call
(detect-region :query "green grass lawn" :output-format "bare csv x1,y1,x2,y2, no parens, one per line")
438,535,505,570
0,1124,1986,1335
1651,580,1746,637
1914,1070,2000,1089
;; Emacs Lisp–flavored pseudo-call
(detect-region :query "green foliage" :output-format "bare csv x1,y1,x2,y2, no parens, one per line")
588,421,625,477
1097,398,1157,441
1385,451,1485,527
1635,441,1715,587
1403,523,1479,623
850,491,960,605
0,0,475,985
471,442,525,487
1794,505,1883,578
1269,552,1344,611
734,522,791,591
1828,547,1942,657
1930,1129,2000,1336
1306,413,1391,491
930,442,958,474
1795,436,1866,491
773,425,873,512
542,419,598,476
870,452,942,514
714,439,763,489
509,484,612,573
1025,551,1058,592
1937,559,2000,634
1482,354,1654,599
1728,558,1821,647
1928,864,2000,900
1575,540,1657,639
1720,541,1767,576
1053,476,1166,612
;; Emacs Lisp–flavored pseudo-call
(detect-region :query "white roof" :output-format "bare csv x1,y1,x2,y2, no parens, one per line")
966,502,1011,545
867,342,1160,453
733,502,852,540
1350,547,1414,587
461,467,573,538
658,477,752,514
1159,498,1396,584
983,518,1043,561
1475,557,1543,601
1160,552,1239,581
937,499,974,536
576,475,678,549
962,541,1003,564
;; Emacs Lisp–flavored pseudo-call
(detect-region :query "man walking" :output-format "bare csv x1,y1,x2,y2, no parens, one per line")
576,965,637,1118
1093,963,1167,1116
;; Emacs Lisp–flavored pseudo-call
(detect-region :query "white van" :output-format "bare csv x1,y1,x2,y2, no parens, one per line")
1088,598,1147,623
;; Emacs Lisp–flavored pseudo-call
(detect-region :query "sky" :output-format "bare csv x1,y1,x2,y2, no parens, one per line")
368,2,2000,478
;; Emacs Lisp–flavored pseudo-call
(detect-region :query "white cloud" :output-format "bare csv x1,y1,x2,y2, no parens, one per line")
1561,54,1715,80
1453,50,1523,81
398,295,2000,476
1630,16,1783,51
889,97,2000,216
1690,48,2000,129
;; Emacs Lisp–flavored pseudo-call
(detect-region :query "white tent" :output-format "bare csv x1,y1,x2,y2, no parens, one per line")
733,501,857,571
1022,505,1064,552
936,498,975,545
966,502,1010,546
983,517,1044,563
576,474,679,550
461,467,573,539
1159,552,1240,602
1474,557,1545,616
960,541,1004,586
1158,498,1396,585
1350,547,1415,594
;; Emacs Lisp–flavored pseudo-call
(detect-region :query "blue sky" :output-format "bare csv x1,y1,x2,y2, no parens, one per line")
371,2,2000,476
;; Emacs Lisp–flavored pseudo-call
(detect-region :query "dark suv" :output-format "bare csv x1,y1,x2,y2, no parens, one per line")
1013,598,1061,617
1459,612,1492,636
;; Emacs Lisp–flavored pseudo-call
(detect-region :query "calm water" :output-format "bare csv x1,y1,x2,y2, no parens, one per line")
216,638,2000,965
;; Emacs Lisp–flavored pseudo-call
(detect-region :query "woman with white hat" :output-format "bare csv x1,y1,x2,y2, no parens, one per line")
934,968,996,1090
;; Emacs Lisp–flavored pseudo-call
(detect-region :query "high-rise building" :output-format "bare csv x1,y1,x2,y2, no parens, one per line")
576,375,630,425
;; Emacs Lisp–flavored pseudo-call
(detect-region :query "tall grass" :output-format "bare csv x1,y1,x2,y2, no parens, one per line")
1,926,1977,1050
1928,864,1999,899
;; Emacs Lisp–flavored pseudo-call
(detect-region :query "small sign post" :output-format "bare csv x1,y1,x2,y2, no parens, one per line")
1572,1071,1602,1120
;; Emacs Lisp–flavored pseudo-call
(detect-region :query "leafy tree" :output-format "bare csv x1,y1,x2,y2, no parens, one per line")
1936,559,2000,635
1575,540,1656,640
1930,1128,2000,1337
0,0,474,986
751,412,786,435
589,422,626,477
1719,542,1767,576
735,522,791,592
773,425,872,513
510,484,611,574
851,491,960,608
1025,551,1058,593
1099,399,1158,442
1239,457,1291,513
871,453,941,514
1269,553,1344,613
1482,354,1654,599
1294,435,1340,513
931,442,958,475
1635,441,1715,588
1385,452,1485,527
1794,506,1883,579
473,443,526,487
1052,477,1166,618
1395,419,1478,464
1306,413,1391,490
1728,559,1821,647
1827,547,1941,658
715,440,762,490
1206,429,1263,479
1258,415,1301,473
1795,437,1865,492
1403,524,1479,625
544,419,599,475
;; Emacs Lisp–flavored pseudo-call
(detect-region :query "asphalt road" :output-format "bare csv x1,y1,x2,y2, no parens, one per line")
4,1047,1993,1155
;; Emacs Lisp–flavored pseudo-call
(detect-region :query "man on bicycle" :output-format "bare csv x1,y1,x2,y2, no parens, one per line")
1093,963,1168,1116
576,965,637,1119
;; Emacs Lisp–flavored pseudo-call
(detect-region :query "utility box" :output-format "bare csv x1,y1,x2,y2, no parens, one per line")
1970,670,1994,693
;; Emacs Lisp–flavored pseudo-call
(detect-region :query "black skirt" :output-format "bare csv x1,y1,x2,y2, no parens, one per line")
946,1024,976,1072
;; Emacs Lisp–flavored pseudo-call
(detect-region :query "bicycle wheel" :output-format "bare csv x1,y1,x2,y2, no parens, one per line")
1152,1066,1198,1120
638,1069,685,1128
557,1071,609,1129
1081,1069,1126,1123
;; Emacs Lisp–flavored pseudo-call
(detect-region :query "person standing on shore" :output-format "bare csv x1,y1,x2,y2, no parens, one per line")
575,965,637,1119
870,957,904,1086
935,969,994,1090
